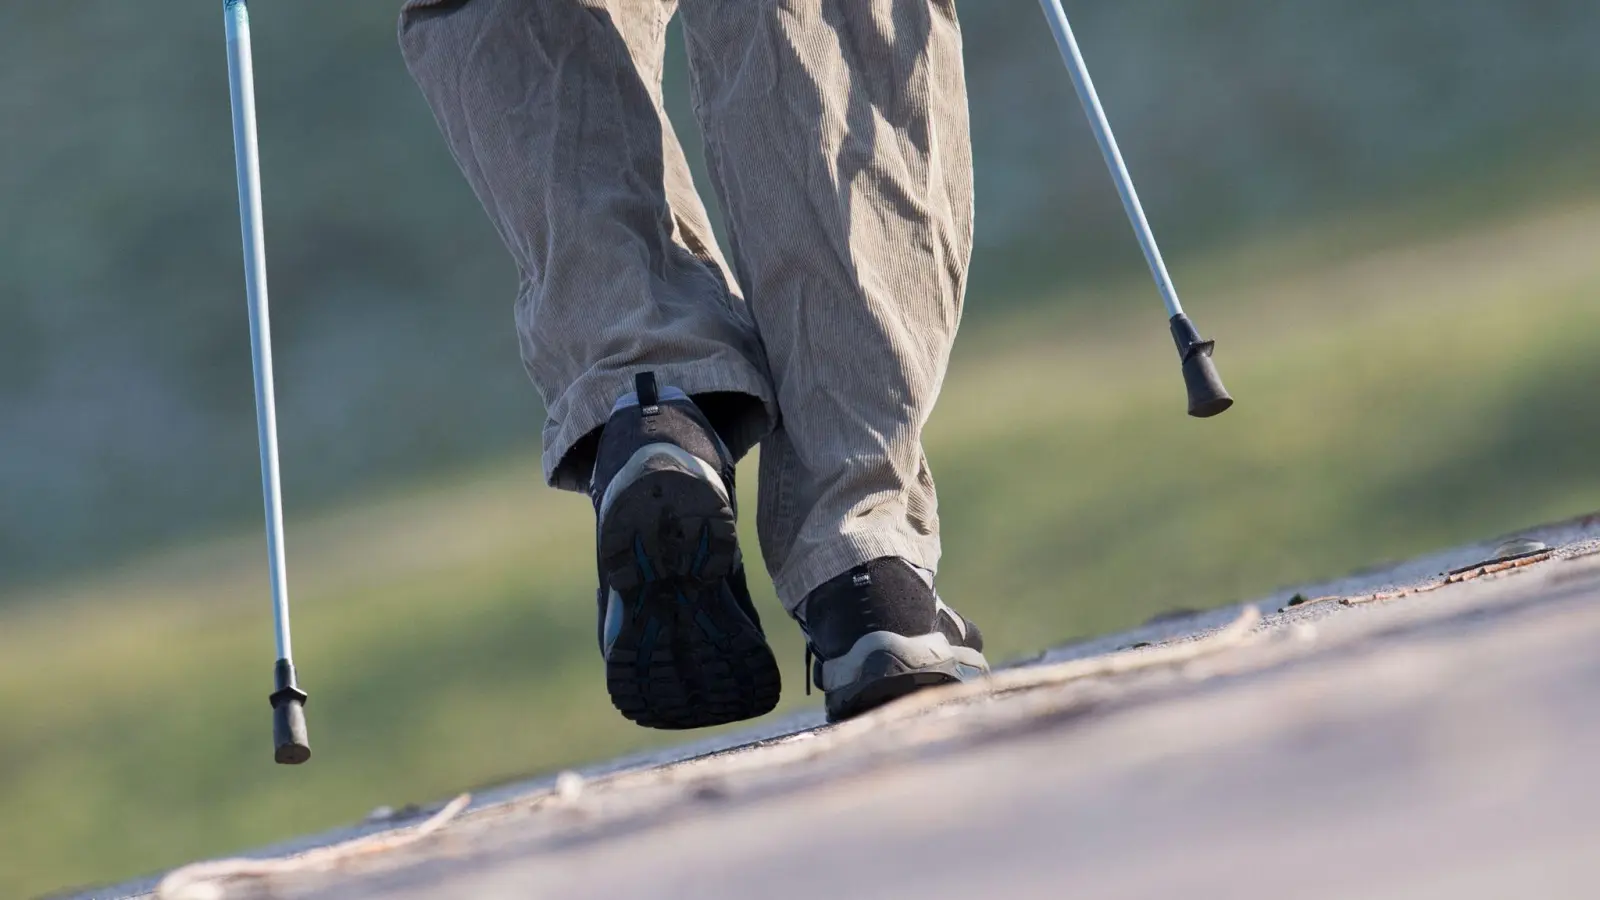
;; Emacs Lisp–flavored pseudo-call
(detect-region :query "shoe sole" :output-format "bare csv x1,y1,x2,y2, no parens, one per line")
821,632,989,723
598,444,781,730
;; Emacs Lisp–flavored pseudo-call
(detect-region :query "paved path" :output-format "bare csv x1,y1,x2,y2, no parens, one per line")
125,517,1600,900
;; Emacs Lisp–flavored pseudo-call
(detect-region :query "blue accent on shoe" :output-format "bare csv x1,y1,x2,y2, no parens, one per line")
637,616,661,680
695,610,724,641
602,591,625,656
634,534,656,583
690,527,711,579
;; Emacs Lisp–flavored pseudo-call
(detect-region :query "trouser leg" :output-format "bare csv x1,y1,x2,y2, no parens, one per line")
399,0,775,491
679,0,975,610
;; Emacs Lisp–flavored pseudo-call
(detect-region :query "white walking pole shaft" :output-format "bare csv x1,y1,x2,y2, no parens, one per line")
1038,0,1185,320
226,0,294,663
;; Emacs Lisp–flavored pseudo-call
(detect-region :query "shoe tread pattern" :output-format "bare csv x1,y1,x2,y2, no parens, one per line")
600,466,779,729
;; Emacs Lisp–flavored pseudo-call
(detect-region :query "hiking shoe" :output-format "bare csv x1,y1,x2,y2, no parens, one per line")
591,372,781,729
800,557,989,722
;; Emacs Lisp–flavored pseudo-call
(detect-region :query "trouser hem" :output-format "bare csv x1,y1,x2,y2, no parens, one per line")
543,361,775,493
775,530,942,617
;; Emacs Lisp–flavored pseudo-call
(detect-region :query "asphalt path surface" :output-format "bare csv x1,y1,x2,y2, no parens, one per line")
103,517,1600,900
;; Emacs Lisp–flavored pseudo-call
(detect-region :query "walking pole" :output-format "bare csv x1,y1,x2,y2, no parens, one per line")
1038,0,1234,417
225,0,311,765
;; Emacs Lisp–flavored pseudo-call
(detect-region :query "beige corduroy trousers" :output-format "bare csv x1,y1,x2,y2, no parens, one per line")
399,0,974,610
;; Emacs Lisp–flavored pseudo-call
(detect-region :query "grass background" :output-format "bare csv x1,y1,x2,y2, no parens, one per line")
4,186,1599,897
7,1,1600,583
7,3,1600,895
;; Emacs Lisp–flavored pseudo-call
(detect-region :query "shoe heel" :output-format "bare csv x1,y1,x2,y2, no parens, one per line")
600,467,737,593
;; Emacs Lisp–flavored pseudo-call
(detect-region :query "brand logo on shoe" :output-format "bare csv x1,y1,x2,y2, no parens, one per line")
853,573,872,587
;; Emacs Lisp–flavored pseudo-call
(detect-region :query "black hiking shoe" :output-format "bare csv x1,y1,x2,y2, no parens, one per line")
591,372,781,729
800,557,989,722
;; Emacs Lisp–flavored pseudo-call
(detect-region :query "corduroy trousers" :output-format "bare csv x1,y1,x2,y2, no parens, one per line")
399,0,974,610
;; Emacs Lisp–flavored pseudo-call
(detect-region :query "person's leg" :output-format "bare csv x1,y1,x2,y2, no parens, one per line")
677,0,974,609
398,0,774,490
399,0,782,727
679,0,988,720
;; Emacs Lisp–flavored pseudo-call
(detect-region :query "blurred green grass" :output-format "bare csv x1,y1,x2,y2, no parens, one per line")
4,197,1600,897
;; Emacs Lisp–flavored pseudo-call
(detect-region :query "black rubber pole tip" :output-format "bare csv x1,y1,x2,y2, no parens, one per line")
273,698,311,765
1169,314,1234,418
270,658,311,765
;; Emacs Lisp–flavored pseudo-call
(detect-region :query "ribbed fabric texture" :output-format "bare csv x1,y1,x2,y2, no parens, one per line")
399,0,974,610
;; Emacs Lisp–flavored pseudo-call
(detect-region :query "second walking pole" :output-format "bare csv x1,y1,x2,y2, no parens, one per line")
225,0,312,765
1038,0,1234,417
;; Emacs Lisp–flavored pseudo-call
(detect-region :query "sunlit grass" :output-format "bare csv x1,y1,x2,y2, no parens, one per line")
4,199,1599,897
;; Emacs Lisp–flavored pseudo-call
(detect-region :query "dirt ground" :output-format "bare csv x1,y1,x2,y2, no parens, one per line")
101,516,1600,900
